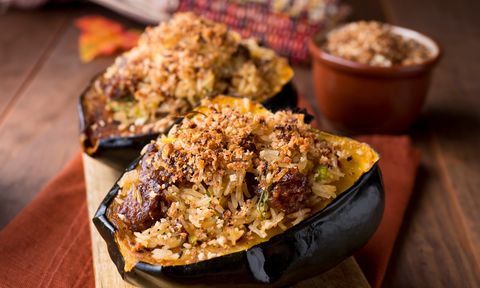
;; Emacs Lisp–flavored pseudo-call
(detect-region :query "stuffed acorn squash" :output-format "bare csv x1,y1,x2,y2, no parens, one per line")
79,12,296,170
94,95,384,287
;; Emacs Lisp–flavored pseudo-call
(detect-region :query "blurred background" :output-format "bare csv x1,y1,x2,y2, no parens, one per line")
0,0,479,287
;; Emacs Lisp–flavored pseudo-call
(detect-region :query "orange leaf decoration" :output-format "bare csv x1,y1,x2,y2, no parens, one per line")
74,15,141,62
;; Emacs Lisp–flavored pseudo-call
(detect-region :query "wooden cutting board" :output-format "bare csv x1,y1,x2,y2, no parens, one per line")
83,153,371,288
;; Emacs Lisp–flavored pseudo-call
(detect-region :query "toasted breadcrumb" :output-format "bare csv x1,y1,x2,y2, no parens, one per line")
324,21,432,66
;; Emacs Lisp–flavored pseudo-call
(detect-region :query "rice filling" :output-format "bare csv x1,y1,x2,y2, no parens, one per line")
108,96,370,269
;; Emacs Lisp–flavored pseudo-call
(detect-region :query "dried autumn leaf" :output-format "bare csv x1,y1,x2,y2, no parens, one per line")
74,15,141,62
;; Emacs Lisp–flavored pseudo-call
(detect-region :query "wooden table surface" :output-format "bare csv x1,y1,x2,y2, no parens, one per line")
1,1,479,287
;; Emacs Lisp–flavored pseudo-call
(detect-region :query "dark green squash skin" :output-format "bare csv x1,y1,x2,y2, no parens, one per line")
93,154,384,287
79,80,298,171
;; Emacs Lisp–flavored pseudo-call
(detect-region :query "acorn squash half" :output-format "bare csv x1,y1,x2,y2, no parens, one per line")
78,12,297,171
93,95,384,287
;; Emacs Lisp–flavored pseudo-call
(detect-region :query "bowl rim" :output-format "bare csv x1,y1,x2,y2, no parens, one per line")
309,23,442,77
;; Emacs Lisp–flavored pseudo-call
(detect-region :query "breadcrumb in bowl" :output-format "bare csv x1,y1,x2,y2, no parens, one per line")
94,95,384,288
309,22,441,135
323,21,434,67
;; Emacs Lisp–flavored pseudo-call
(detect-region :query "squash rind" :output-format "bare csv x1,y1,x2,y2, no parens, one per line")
93,96,384,287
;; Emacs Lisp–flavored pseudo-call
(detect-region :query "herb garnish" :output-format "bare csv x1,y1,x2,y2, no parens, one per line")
212,216,223,232
315,165,328,181
257,187,270,221
202,87,211,95
188,234,198,245
117,96,135,102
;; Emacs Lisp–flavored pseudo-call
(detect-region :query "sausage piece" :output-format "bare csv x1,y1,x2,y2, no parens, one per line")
117,144,187,232
117,185,163,232
246,168,312,215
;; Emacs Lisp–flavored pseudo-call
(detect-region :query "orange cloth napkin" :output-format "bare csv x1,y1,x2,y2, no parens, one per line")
297,96,421,288
0,97,420,288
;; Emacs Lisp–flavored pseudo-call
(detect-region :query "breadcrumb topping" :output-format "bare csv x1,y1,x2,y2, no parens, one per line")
95,12,292,135
107,96,380,269
146,98,326,191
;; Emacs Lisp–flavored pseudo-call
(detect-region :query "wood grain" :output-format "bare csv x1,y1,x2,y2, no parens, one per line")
82,154,129,288
382,120,480,287
378,0,480,286
0,4,145,231
343,0,388,22
82,153,371,288
304,0,480,286
293,257,371,288
0,7,71,118
292,66,321,120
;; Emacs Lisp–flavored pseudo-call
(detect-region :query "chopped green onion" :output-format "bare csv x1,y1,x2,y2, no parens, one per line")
205,189,211,197
108,101,125,112
117,96,135,102
263,190,268,211
315,165,328,181
188,234,198,245
212,216,223,232
257,190,265,220
257,187,270,221
202,87,211,95
135,108,142,118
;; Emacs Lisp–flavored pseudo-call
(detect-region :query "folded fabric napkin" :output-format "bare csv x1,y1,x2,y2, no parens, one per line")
297,97,421,288
0,97,420,288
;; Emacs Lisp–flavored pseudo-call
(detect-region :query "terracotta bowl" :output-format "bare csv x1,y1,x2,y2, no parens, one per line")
309,25,441,135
